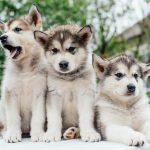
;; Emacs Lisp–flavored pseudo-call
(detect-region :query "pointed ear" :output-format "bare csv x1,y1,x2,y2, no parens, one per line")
0,21,5,31
92,54,108,79
78,25,92,42
26,5,42,30
34,31,48,47
141,63,150,80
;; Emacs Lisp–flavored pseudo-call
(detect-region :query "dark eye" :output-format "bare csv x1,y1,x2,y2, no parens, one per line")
67,47,76,54
13,27,22,33
133,73,138,79
115,72,124,78
51,48,59,54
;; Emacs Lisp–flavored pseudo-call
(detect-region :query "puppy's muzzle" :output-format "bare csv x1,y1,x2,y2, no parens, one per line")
0,35,22,59
59,60,69,71
0,35,8,45
127,84,136,95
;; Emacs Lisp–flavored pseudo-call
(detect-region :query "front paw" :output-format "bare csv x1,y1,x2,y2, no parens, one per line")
63,127,80,140
4,131,21,143
43,131,61,142
80,129,101,142
31,131,44,142
124,132,146,147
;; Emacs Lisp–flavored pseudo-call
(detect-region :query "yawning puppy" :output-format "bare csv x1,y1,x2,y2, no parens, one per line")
94,54,150,146
34,24,101,142
0,5,47,143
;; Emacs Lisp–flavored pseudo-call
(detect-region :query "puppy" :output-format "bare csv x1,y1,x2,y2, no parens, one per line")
0,5,47,143
93,54,150,146
34,24,101,142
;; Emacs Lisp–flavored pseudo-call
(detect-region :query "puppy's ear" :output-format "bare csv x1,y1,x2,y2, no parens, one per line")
141,63,150,80
34,31,48,47
0,21,5,31
78,25,92,43
26,5,42,30
93,54,108,79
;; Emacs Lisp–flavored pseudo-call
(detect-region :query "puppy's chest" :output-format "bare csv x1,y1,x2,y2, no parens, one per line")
101,104,143,130
130,109,144,130
116,108,143,129
62,89,77,111
62,89,78,128
49,79,78,127
20,76,40,100
7,74,45,105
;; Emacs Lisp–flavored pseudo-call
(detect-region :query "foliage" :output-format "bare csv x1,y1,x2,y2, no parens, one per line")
0,0,87,28
87,0,132,57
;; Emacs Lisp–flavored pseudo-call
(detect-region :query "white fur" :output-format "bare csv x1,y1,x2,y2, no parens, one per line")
44,54,101,142
96,93,150,145
0,18,46,143
95,55,150,146
34,25,101,142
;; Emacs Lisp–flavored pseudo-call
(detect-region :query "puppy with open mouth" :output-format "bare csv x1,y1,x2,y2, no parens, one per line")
93,54,150,147
34,24,101,142
0,5,47,143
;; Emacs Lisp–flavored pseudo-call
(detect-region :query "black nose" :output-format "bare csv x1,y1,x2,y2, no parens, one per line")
127,84,136,93
0,35,8,44
59,60,69,70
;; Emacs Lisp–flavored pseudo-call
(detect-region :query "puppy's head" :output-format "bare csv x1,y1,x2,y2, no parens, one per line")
93,54,150,102
0,5,42,62
34,24,92,73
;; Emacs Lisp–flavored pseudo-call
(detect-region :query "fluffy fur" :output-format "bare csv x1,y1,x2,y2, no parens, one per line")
0,5,47,143
94,54,150,146
34,24,101,142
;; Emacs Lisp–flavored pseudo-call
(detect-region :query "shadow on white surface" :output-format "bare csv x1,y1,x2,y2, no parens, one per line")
0,137,150,150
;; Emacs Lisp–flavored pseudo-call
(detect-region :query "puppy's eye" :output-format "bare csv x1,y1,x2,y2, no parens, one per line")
133,73,138,79
115,73,124,78
51,48,59,54
13,27,22,33
67,47,76,54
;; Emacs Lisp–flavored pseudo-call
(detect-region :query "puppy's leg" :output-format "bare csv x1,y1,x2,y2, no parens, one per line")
3,93,21,143
141,121,150,142
106,125,146,146
30,93,45,142
0,101,6,134
63,127,80,140
43,92,62,142
77,90,101,142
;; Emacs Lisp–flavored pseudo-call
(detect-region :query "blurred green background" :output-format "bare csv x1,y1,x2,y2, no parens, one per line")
0,0,150,96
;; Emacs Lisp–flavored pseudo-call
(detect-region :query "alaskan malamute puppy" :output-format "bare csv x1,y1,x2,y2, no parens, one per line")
34,25,101,142
93,54,150,146
0,5,47,143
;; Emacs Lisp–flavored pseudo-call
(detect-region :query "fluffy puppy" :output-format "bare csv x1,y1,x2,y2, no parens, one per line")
0,5,47,142
34,24,101,142
94,54,150,147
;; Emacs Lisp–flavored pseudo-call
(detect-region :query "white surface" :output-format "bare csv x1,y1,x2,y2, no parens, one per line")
0,138,150,150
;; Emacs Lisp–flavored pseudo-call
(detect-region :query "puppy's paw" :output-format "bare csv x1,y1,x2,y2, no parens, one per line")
31,131,44,142
63,127,80,140
4,131,21,143
43,131,61,142
81,129,101,142
125,132,146,147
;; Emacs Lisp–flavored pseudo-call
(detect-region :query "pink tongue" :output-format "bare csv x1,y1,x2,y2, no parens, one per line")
10,49,17,58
